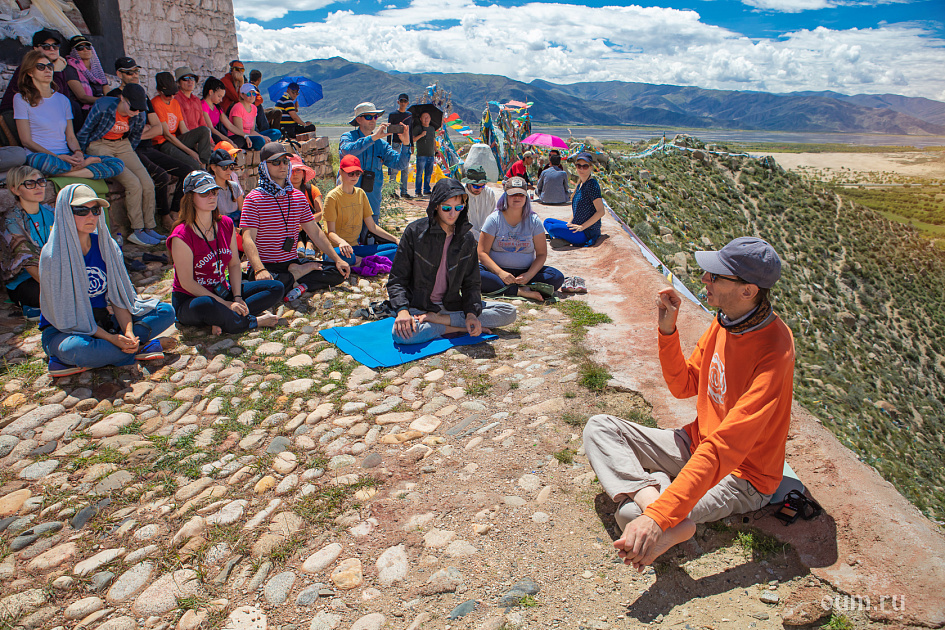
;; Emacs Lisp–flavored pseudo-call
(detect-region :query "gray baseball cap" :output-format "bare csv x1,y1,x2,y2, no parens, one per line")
695,236,782,288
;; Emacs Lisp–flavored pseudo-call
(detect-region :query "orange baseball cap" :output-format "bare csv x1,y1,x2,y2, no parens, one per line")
214,140,241,159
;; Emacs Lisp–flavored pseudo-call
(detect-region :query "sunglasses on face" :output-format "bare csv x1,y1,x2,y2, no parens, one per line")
440,204,465,213
575,163,591,170
35,62,54,72
708,272,746,284
21,177,47,189
267,157,290,166
195,190,217,198
71,205,102,216
73,44,92,51
360,114,380,121
232,66,244,72
38,43,58,50
119,68,140,75
181,76,196,82
215,163,237,171
467,183,484,190
343,170,363,177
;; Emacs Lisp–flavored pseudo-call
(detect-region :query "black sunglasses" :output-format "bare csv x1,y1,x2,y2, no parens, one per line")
38,43,59,50
73,43,92,51
71,205,102,216
708,272,746,284
267,157,290,166
35,62,54,72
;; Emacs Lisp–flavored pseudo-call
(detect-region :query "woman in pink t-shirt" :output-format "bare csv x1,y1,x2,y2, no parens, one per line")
168,171,284,334
228,84,267,150
202,77,245,146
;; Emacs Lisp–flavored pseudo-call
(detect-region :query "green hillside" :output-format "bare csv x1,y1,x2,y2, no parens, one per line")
597,141,945,523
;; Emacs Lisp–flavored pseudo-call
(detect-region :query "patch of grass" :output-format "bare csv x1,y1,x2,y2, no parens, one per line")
0,357,46,381
70,447,125,471
579,362,612,391
519,594,540,608
465,374,492,396
118,420,143,435
558,300,613,339
553,448,575,465
175,594,210,611
561,411,586,427
563,390,577,399
822,613,855,630
268,535,305,566
295,478,381,527
735,528,786,561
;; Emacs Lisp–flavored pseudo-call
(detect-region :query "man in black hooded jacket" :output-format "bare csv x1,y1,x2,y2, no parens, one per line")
388,178,517,344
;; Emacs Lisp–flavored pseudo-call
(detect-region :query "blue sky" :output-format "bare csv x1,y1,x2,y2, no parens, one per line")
233,0,945,99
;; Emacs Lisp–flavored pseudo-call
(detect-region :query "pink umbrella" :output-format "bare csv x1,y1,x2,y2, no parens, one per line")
522,133,568,150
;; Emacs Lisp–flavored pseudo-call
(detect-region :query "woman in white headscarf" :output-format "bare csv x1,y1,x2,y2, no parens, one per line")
39,183,175,377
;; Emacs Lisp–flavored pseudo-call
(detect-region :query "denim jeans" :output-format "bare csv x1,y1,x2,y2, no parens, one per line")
415,155,435,195
479,265,565,297
329,243,398,266
392,300,518,345
543,217,601,246
41,302,175,368
171,280,284,334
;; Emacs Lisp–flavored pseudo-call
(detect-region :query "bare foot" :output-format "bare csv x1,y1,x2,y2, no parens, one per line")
288,261,322,280
156,336,179,352
517,288,543,301
625,518,696,571
64,167,94,179
256,313,280,328
211,326,222,336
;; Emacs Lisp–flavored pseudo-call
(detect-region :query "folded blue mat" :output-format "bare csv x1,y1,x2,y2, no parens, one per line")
318,317,497,368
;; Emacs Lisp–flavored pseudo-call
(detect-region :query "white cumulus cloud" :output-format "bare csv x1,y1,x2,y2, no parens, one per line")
235,1,945,99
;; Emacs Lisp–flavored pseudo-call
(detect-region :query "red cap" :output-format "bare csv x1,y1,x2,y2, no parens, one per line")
340,154,362,173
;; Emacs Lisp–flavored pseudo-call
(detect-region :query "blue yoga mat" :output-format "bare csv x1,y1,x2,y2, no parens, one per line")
318,317,497,368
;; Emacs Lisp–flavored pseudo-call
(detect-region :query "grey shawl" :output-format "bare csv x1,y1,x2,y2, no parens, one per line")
38,184,159,335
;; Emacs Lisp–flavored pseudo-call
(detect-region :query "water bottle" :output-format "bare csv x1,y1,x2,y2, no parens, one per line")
284,283,307,303
115,232,123,250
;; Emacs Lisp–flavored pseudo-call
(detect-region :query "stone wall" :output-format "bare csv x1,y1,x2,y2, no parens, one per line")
0,1,237,101
119,0,238,87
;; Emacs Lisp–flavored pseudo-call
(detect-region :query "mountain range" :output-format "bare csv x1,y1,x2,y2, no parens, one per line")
247,57,945,135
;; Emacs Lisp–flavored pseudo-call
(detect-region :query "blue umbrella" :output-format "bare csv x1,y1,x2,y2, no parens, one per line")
267,76,323,108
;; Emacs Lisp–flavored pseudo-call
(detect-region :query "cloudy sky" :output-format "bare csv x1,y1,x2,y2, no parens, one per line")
233,0,945,101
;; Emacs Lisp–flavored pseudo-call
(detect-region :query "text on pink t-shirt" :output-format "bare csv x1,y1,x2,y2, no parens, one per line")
168,215,235,295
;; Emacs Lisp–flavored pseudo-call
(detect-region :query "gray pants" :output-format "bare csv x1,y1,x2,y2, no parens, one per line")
583,415,772,529
393,300,517,345
157,127,213,170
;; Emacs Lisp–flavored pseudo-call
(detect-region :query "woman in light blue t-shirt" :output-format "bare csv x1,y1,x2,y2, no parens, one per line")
477,176,564,301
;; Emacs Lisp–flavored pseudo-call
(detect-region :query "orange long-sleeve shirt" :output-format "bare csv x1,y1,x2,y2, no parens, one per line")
644,317,795,531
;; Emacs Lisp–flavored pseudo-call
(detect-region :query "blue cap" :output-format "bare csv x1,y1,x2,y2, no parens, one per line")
571,152,594,164
695,236,782,289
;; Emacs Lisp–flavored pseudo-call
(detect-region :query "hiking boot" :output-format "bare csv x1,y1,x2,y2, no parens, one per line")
135,339,165,361
48,357,88,377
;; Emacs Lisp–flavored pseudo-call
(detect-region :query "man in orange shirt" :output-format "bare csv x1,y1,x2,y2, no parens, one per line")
152,72,211,171
584,237,795,569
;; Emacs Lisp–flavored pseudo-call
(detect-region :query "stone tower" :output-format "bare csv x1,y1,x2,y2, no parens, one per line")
0,0,238,92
